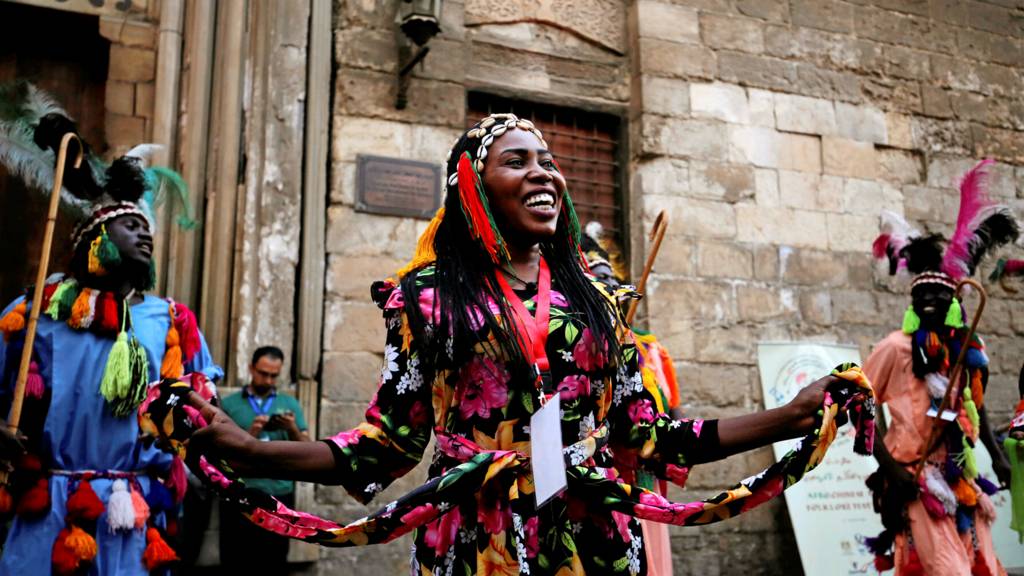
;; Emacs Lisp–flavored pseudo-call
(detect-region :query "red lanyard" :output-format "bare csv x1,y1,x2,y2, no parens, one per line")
495,258,551,389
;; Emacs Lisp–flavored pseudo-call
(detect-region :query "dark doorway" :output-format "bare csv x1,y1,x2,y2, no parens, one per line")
0,1,109,306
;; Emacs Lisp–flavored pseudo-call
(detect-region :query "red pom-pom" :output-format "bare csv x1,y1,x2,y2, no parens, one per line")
17,452,43,473
51,528,80,576
16,477,50,517
96,291,120,333
41,282,59,311
903,549,925,576
874,554,894,572
66,480,105,522
0,485,13,515
173,302,201,363
143,526,179,570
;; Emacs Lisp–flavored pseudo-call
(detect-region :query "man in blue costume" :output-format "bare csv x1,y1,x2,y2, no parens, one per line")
0,89,222,575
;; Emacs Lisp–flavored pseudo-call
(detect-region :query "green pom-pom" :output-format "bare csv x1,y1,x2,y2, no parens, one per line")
96,230,122,269
902,305,921,334
944,297,963,329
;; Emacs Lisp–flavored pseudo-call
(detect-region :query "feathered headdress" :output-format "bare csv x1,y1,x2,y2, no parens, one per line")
0,81,196,252
872,160,1019,286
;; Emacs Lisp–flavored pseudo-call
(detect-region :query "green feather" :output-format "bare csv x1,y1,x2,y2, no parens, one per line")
145,166,198,229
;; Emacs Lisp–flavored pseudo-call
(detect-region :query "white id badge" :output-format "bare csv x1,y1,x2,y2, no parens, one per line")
530,393,567,508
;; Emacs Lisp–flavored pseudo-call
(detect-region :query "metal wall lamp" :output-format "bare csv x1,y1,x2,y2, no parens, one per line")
396,0,442,109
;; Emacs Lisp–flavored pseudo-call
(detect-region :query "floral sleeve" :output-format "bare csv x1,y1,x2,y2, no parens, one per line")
607,332,720,486
324,283,434,505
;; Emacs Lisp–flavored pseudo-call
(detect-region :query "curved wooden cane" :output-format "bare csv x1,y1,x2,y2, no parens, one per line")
625,210,668,325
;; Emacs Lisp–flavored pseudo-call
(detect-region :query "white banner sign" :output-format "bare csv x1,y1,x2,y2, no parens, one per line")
758,342,881,575
757,341,1024,574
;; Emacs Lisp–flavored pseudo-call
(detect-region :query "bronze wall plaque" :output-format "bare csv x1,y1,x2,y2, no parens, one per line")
355,155,442,219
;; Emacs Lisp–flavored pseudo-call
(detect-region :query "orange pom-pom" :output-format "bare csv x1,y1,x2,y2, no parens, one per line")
65,524,97,561
131,484,150,529
952,478,978,507
68,288,93,329
66,480,105,522
51,528,80,576
0,485,13,515
0,301,27,336
16,477,50,517
143,526,179,570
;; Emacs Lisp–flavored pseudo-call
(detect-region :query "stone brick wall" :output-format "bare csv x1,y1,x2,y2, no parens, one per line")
98,17,158,156
315,1,1024,574
632,1,1023,574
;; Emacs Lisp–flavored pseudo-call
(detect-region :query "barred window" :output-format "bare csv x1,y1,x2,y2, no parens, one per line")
467,93,625,247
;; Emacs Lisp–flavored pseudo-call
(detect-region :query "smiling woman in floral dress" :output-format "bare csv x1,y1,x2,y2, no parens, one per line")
186,114,847,575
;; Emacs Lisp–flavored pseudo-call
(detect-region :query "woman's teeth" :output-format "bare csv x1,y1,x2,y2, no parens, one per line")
525,193,555,208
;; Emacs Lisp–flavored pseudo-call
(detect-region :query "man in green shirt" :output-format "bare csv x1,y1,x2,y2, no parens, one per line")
219,346,309,573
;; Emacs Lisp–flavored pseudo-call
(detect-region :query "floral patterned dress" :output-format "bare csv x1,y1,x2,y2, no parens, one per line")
325,267,715,575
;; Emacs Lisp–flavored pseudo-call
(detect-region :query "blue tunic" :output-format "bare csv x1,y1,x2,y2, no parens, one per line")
0,295,222,576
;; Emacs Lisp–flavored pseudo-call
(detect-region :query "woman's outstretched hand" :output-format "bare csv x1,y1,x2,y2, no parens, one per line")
784,374,841,435
185,391,260,473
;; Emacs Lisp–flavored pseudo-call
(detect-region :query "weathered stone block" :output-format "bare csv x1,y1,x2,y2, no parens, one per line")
747,88,775,127
799,290,833,325
694,325,755,364
736,0,789,23
648,278,735,322
921,85,954,119
634,157,690,196
835,102,888,144
735,206,828,247
885,112,914,149
780,247,849,286
322,351,384,403
640,38,717,80
701,12,765,53
680,362,759,407
646,117,729,160
729,125,780,168
105,81,134,116
717,52,797,92
737,285,796,321
926,157,1017,198
643,77,690,117
335,68,464,128
826,212,877,252
335,28,396,72
689,162,755,202
862,77,923,113
854,5,947,53
326,206,422,258
958,27,1023,67
104,113,145,146
637,0,700,43
778,132,822,173
324,300,388,352
774,93,837,136
792,0,854,32
754,167,780,206
971,124,1024,164
108,45,156,82
134,83,154,118
764,26,862,70
327,254,406,300
99,18,156,47
822,137,877,178
777,170,818,209
843,178,902,214
654,234,695,275
795,63,862,103
697,241,753,278
331,116,410,162
878,148,924,185
690,82,749,124
903,185,957,223
753,245,780,280
646,195,737,238
910,117,972,155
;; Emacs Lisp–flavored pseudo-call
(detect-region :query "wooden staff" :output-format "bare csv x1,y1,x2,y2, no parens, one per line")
4,133,82,441
913,278,987,481
625,210,668,325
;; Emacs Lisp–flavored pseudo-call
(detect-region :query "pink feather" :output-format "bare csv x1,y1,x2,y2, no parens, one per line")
173,302,201,363
941,159,996,279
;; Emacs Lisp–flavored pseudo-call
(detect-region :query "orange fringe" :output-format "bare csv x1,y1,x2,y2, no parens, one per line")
68,288,93,329
161,302,183,378
397,206,445,278
0,301,26,336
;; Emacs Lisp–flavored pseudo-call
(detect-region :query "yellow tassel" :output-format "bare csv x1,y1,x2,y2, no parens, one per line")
0,301,27,336
88,235,106,276
397,206,444,278
64,525,98,562
68,288,93,329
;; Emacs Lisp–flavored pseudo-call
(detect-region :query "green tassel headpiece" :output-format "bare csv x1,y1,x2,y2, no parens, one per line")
944,297,963,329
902,305,920,334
